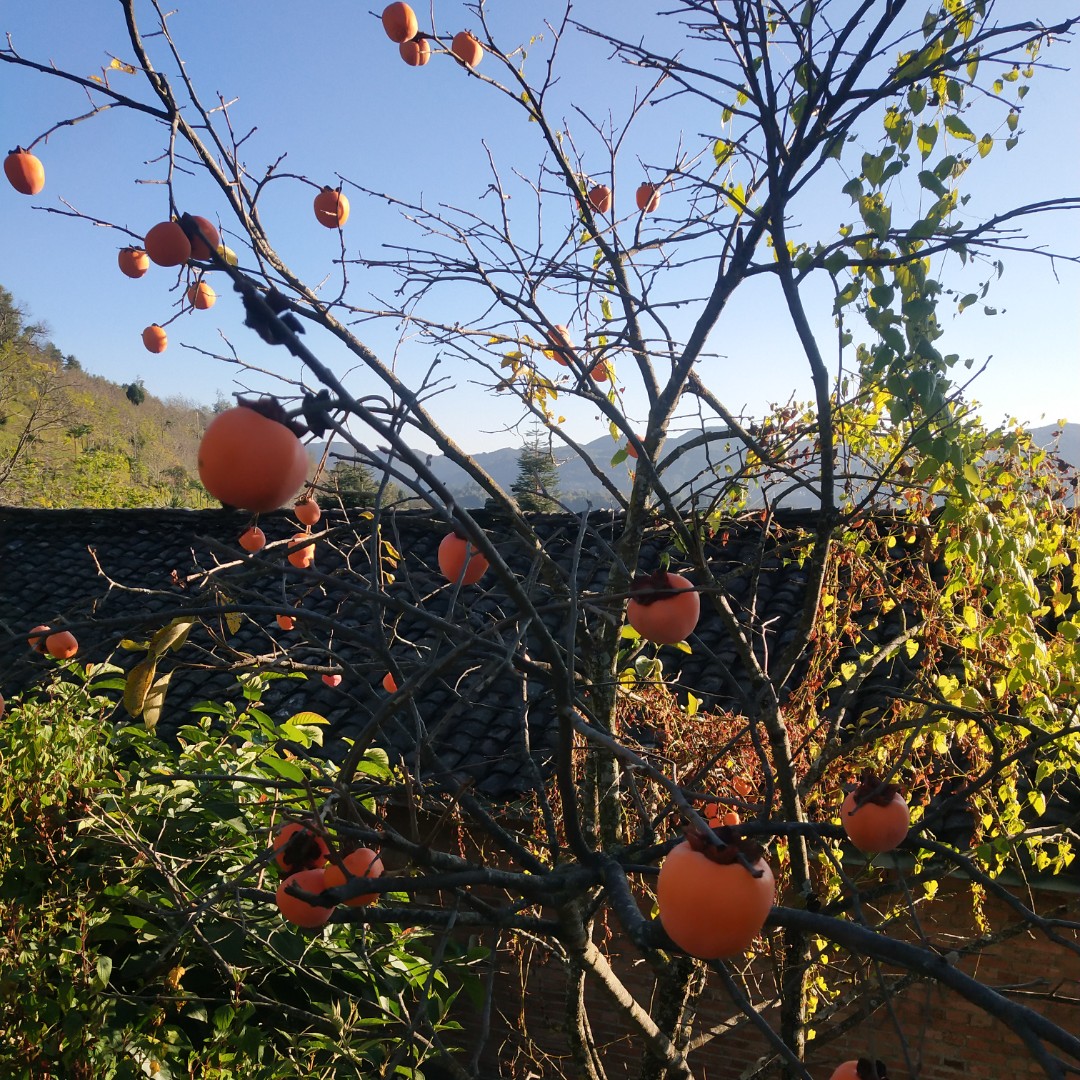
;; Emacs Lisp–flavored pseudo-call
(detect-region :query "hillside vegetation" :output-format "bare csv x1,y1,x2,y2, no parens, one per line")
0,285,213,508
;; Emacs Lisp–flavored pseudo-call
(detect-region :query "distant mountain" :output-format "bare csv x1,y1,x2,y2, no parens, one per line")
327,422,1079,511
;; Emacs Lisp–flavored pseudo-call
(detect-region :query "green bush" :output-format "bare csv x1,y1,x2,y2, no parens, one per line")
0,670,478,1079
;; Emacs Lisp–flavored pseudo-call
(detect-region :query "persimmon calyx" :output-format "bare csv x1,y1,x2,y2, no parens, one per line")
235,395,308,438
847,769,903,810
683,824,766,875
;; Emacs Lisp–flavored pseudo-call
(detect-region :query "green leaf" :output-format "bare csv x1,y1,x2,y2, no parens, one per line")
977,133,993,158
907,85,927,115
712,139,734,167
95,956,113,988
944,114,975,142
287,711,328,727
917,123,938,158
918,170,948,198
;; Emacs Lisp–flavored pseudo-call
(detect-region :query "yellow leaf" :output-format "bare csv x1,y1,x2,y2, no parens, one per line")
224,610,243,635
151,618,195,656
287,711,328,727
124,658,157,717
142,671,172,731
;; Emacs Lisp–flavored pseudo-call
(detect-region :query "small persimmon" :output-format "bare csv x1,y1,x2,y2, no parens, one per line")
587,184,612,215
294,496,321,527
400,37,430,65
841,772,910,854
438,530,489,586
657,829,774,959
382,671,398,693
197,401,308,513
626,570,700,645
704,802,740,828
589,360,610,382
313,186,349,229
238,525,266,552
323,847,383,907
625,440,639,460
45,630,79,660
381,2,418,42
272,822,329,874
322,673,342,688
118,247,149,278
287,532,316,569
186,280,216,310
635,182,661,213
275,613,296,631
144,220,192,267
451,30,483,67
4,148,45,195
28,625,51,653
141,325,168,353
275,868,333,929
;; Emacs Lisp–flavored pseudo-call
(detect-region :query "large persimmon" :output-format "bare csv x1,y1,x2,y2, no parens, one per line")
197,400,308,512
636,182,661,213
144,220,191,267
239,525,266,552
186,280,216,310
275,868,333,929
400,37,431,66
313,186,349,229
45,630,79,659
141,325,167,353
287,531,316,569
626,570,700,644
180,214,220,260
294,496,321,527
656,829,774,959
841,771,910,854
272,822,329,874
118,247,149,278
438,530,489,585
451,31,483,67
381,2,418,42
4,148,45,195
587,184,612,215
323,847,383,907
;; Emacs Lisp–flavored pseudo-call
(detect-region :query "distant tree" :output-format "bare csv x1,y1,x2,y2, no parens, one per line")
125,380,146,407
327,458,386,507
511,425,561,512
63,354,82,371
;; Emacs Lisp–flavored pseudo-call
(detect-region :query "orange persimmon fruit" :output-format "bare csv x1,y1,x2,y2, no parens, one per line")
382,671,398,693
452,30,483,67
181,214,220,261
323,847,384,907
294,496,321,527
141,324,168,353
272,822,329,874
239,525,266,552
313,186,349,229
186,280,216,310
400,37,431,65
841,772,910,854
381,2,418,42
45,630,79,659
438,530,489,585
27,625,51,653
144,220,192,267
4,148,45,195
275,867,333,929
626,570,700,645
287,532,316,569
587,184,612,215
118,247,149,278
635,182,661,213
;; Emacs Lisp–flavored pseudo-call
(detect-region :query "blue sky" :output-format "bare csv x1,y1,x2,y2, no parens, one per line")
2,2,1078,454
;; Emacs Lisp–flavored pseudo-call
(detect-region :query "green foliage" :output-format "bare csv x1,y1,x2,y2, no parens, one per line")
510,425,562,513
0,673,477,1079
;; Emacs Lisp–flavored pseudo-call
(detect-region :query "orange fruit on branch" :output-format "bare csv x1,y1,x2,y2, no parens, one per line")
438,530,489,585
313,186,349,229
382,671,398,693
294,496,321,527
118,247,149,278
4,148,45,195
400,37,431,66
841,772,909,854
272,822,329,874
451,31,483,67
275,868,333,929
635,182,661,213
144,220,192,266
141,324,168,353
587,184,612,215
626,570,700,644
45,630,79,659
179,214,220,261
275,613,296,631
186,280,216,310
238,525,266,552
381,2,418,42
323,847,383,907
287,531,316,568
27,625,51,653
657,828,774,959
544,324,575,366
197,400,308,512
830,1061,889,1080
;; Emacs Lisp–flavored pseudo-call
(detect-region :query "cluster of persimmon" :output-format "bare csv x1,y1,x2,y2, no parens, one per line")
381,2,483,69
271,821,383,929
26,624,79,660
585,181,662,217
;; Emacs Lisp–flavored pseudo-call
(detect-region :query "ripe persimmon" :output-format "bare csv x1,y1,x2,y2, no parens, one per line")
186,280,216,310
322,673,342,688
141,324,168,353
313,186,349,229
275,868,333,929
830,1061,889,1080
400,37,430,66
287,532,316,569
144,220,191,266
656,829,774,959
197,401,308,513
626,440,639,459
4,148,45,195
276,613,296,631
45,630,79,659
381,2,418,42
627,570,700,645
382,671,398,693
587,184,612,215
27,625,51,653
636,182,661,213
841,772,910,854
272,822,329,874
118,247,149,278
438,530,489,585
181,214,220,261
323,847,383,907
589,360,610,382
238,525,266,552
544,324,575,366
452,31,483,67
294,496,321,527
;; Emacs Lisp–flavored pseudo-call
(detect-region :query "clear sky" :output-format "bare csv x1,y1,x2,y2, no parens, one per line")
2,2,1078,454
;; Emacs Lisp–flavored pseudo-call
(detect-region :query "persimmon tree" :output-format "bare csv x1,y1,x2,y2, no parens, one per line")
3,3,1080,1079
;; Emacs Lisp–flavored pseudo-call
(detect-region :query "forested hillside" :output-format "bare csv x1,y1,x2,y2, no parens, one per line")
0,285,212,508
